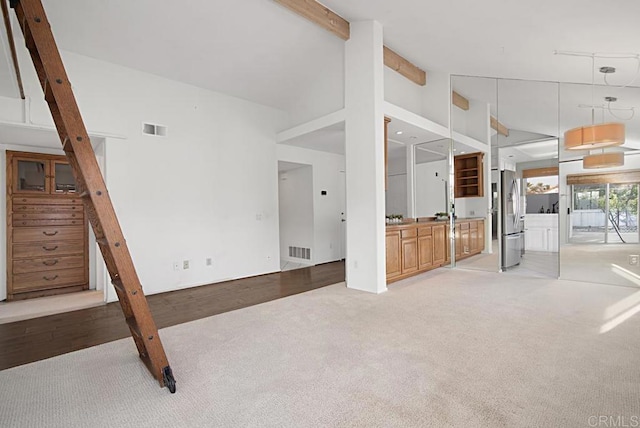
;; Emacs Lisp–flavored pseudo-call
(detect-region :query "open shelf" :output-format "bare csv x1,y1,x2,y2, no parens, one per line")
454,152,484,198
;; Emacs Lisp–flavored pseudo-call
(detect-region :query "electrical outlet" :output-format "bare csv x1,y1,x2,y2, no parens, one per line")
629,255,639,266
206,258,212,266
183,260,190,270
173,262,180,271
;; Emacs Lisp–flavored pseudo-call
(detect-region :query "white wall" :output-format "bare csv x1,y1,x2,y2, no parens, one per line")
420,70,451,129
278,165,314,265
1,48,288,301
415,159,448,217
276,144,345,264
384,68,422,116
384,68,451,130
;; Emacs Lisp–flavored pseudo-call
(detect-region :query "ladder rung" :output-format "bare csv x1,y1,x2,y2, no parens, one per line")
111,278,124,293
126,317,142,339
44,79,54,103
23,25,34,52
62,136,73,152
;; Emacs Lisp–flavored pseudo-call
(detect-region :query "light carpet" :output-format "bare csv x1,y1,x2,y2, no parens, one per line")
1,269,639,427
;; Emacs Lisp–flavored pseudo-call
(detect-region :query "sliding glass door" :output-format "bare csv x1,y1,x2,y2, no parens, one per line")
570,183,639,244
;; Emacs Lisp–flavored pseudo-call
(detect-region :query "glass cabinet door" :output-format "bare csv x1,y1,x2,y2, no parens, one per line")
53,161,77,193
14,158,48,193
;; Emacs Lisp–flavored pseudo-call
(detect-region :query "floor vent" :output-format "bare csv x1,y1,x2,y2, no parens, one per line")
142,122,168,136
289,246,311,260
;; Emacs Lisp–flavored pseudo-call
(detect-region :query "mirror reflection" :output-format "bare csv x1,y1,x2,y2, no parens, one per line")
449,76,496,272
449,76,560,278
559,79,640,288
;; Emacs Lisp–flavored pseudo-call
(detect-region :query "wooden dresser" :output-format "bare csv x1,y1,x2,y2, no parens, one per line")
6,151,88,301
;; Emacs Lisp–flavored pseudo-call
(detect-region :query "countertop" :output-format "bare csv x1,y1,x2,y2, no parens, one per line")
385,218,484,229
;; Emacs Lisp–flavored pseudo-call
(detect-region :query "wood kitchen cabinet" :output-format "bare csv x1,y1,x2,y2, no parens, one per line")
386,219,485,283
432,224,446,266
400,228,418,274
386,231,402,279
7,151,88,301
418,225,433,270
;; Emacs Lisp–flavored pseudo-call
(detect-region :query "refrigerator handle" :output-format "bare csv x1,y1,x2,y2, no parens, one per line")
513,179,520,230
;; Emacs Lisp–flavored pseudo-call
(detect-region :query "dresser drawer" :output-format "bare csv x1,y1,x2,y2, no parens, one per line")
12,268,87,292
13,240,84,258
13,196,83,206
13,211,84,227
13,226,85,243
13,255,85,274
13,203,83,212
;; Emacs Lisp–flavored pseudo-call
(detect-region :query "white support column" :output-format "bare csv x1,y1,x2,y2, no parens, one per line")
344,21,386,294
406,144,416,218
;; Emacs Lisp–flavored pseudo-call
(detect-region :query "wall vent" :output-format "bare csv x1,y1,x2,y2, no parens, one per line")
288,246,311,260
142,122,168,136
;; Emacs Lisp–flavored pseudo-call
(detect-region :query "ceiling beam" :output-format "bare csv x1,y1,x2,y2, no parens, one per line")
272,0,350,40
451,91,469,111
490,116,509,137
272,0,426,86
383,46,426,86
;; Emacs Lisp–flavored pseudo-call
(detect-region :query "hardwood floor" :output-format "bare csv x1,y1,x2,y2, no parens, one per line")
0,261,345,371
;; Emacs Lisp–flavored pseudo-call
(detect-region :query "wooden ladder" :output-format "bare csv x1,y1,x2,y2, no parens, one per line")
8,0,176,393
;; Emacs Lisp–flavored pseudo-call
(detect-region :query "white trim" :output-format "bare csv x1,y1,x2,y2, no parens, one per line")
276,109,345,143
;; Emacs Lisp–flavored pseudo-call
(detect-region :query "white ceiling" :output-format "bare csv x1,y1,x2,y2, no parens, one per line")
3,0,640,108
3,0,640,160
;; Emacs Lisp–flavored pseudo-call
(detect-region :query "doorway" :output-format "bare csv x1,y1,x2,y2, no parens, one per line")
278,161,314,271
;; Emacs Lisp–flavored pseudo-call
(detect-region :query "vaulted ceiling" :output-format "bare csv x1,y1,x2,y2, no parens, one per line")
3,0,640,109
2,0,640,161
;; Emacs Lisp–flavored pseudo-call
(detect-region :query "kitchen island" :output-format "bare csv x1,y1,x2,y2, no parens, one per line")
386,218,485,283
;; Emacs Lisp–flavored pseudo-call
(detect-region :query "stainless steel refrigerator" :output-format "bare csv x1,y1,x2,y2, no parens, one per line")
501,170,524,270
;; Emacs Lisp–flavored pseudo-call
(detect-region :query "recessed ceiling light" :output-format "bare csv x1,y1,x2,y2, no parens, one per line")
461,151,466,154
396,131,403,135
508,155,514,158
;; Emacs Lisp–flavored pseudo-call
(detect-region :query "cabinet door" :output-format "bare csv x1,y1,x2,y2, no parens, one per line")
418,235,433,270
386,232,402,279
52,161,77,193
525,228,546,251
433,224,446,265
12,156,50,194
470,228,478,253
401,238,418,274
477,220,485,251
461,230,470,255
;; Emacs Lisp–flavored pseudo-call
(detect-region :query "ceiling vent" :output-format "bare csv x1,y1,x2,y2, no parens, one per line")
142,122,167,137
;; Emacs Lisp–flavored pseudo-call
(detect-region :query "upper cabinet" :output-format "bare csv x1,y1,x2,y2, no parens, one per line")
454,152,484,198
10,152,77,195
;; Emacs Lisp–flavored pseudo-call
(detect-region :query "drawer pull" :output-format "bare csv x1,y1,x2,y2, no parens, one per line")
43,231,59,236
43,245,59,251
43,275,59,281
43,260,59,266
